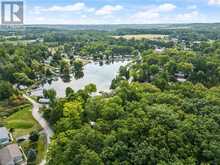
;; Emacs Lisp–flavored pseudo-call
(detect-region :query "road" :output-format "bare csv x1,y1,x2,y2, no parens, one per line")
23,94,54,165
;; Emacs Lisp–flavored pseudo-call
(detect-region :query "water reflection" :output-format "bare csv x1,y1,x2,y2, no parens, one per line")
31,60,129,98
74,71,84,80
61,75,71,82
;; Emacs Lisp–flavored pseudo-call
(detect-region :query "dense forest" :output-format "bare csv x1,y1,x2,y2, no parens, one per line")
46,81,220,164
0,44,51,100
2,23,220,41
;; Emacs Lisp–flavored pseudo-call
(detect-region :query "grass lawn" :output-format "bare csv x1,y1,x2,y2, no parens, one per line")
1,98,46,164
112,34,168,40
0,98,30,118
36,134,47,164
5,106,42,138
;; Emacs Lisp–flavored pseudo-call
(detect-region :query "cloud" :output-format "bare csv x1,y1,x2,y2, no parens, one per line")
132,3,176,23
26,2,213,24
35,2,94,12
208,0,220,5
157,3,176,12
95,5,123,15
175,11,200,22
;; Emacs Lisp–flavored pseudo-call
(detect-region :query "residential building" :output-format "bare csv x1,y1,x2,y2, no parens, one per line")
0,144,26,165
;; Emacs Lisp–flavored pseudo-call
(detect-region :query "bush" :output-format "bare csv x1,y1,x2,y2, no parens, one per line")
0,81,14,100
27,148,37,162
29,131,39,142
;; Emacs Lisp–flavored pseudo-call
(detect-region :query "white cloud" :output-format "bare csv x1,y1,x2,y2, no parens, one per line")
131,3,176,23
46,2,85,12
35,2,94,12
95,5,123,15
175,11,200,22
157,3,176,12
208,0,220,5
26,2,213,24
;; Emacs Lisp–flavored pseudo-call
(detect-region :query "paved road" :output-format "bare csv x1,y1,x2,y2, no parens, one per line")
23,94,54,165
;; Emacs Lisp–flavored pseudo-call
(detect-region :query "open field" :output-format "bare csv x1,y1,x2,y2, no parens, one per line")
112,34,168,40
0,40,38,45
5,106,42,138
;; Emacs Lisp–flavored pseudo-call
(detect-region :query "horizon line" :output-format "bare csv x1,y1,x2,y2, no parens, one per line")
1,22,220,26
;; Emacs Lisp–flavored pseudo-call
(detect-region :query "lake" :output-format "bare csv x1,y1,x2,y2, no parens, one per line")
31,61,129,98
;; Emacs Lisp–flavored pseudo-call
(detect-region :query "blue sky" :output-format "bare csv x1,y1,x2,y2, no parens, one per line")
22,0,220,24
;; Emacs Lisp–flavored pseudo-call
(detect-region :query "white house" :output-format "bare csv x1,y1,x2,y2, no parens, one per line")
38,98,50,104
175,72,187,82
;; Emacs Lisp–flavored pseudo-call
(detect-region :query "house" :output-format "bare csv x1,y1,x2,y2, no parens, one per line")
176,77,187,82
38,98,50,104
0,144,26,165
0,127,10,146
175,72,185,78
175,72,187,82
89,121,96,127
18,85,28,90
155,48,165,53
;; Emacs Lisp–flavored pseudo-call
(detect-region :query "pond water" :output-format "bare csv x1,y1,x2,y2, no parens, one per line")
31,61,129,98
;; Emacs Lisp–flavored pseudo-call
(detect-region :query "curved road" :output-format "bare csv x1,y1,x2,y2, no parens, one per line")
23,94,54,164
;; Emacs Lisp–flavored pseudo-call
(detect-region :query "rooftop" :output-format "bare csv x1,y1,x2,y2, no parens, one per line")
0,127,9,140
38,98,50,104
0,144,23,165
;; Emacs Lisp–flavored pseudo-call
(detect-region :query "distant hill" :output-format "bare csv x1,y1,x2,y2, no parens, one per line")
1,23,220,32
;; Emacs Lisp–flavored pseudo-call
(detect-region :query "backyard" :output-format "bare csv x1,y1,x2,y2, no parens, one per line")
4,106,42,138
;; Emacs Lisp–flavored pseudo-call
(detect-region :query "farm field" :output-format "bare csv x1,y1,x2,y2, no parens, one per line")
0,39,38,45
112,34,168,40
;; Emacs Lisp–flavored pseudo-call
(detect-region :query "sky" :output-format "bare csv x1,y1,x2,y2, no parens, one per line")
20,0,220,24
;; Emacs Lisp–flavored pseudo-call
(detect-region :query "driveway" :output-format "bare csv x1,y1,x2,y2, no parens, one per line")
23,94,54,165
